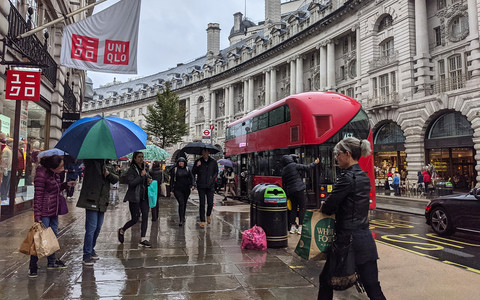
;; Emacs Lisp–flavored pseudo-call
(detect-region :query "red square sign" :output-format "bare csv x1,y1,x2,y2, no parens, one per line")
5,70,41,101
104,40,129,65
71,34,99,62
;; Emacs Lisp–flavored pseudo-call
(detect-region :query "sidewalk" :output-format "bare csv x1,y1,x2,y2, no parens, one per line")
0,185,478,299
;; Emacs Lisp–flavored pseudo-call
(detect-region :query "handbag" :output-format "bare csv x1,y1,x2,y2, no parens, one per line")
58,195,68,215
327,235,359,291
148,180,158,208
160,182,167,197
295,209,335,260
19,223,42,256
33,224,60,258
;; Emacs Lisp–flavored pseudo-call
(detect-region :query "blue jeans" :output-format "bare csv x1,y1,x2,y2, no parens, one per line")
1,171,11,200
29,216,59,268
83,210,104,260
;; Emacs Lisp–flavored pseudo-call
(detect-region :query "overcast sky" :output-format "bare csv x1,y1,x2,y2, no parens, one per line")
87,0,267,88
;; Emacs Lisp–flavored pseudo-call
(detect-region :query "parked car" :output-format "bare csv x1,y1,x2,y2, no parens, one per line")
425,188,480,235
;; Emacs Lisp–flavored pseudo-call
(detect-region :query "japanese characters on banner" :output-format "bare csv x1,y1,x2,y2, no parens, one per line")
60,0,141,74
5,70,41,101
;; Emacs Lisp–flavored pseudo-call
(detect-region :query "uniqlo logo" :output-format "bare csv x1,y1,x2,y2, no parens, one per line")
71,34,99,62
104,40,129,65
5,70,41,101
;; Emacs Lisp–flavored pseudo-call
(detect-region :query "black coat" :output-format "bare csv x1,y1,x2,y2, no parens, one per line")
192,156,218,189
170,165,194,191
123,164,149,203
281,155,316,194
149,166,163,183
321,163,378,264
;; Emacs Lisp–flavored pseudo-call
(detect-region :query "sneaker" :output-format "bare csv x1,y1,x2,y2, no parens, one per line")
117,228,124,244
199,222,205,228
207,216,211,224
91,251,99,261
297,226,302,235
139,240,152,248
82,257,94,266
28,268,38,278
47,260,67,270
289,226,297,234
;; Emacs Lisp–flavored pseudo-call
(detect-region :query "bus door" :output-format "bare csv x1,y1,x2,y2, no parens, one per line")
239,154,250,199
303,146,320,209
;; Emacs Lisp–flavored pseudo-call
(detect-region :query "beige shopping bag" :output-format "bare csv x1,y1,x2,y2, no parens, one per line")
33,225,60,258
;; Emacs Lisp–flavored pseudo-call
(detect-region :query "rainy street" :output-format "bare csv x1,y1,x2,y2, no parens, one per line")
0,186,480,299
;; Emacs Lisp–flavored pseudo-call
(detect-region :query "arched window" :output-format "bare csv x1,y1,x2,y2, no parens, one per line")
198,96,204,104
378,15,393,32
428,112,473,139
375,122,405,145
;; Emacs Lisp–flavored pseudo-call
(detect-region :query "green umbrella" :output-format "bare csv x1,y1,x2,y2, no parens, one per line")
125,145,170,161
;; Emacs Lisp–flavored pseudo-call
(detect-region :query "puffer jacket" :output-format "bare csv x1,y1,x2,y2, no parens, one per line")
321,164,370,231
281,155,317,194
77,160,119,212
192,156,218,189
33,166,68,222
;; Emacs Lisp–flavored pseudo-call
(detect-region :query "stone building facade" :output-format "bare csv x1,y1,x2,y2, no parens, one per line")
0,0,91,218
83,0,480,189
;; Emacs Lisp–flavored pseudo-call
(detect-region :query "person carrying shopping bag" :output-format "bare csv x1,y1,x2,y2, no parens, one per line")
318,137,386,300
281,154,319,235
118,152,153,247
170,157,195,226
29,155,76,278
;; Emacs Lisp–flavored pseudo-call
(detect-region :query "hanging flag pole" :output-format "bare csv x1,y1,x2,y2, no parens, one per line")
16,0,109,39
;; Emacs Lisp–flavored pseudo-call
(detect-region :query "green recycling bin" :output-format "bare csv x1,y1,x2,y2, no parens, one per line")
250,183,288,248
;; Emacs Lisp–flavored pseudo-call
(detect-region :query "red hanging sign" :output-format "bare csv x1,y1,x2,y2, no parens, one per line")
5,70,41,101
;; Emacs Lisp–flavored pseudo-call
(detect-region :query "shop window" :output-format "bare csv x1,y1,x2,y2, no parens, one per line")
375,122,405,145
429,112,473,139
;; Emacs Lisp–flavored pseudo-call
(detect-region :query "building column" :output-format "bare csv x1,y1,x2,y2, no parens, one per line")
243,80,248,112
413,0,432,96
467,0,480,79
289,59,296,95
319,44,327,91
270,68,277,103
296,56,304,93
265,71,271,105
224,86,230,118
210,91,216,122
326,41,335,91
405,134,426,184
248,78,254,110
229,85,234,121
355,25,361,79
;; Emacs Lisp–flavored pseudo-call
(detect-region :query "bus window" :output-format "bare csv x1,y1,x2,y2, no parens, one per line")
269,105,285,127
254,151,270,176
330,109,370,143
258,113,268,131
269,149,289,176
251,116,259,132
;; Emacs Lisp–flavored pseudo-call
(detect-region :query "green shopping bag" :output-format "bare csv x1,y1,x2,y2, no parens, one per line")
148,180,158,208
295,209,335,260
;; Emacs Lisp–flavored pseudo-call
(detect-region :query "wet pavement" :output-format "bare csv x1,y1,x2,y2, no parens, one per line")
0,186,479,299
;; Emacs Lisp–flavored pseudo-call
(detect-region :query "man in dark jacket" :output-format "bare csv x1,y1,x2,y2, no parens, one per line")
76,159,118,266
192,149,218,227
281,154,319,235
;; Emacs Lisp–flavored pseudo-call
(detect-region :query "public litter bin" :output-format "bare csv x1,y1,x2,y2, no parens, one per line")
436,181,453,196
250,183,288,248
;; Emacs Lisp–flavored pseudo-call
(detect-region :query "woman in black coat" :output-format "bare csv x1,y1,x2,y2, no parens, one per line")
170,157,194,226
149,161,163,221
118,152,152,247
318,137,386,300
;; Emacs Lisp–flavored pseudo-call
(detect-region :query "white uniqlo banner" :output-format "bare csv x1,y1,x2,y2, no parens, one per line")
60,0,141,74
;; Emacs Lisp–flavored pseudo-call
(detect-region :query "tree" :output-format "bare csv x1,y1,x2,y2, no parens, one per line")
143,83,188,148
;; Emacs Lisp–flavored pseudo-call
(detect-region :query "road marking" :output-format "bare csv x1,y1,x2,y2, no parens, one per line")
442,248,475,258
376,240,439,259
442,261,480,274
426,234,480,247
403,234,464,248
381,234,444,250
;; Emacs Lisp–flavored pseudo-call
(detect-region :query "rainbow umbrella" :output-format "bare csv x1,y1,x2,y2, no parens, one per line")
55,115,147,159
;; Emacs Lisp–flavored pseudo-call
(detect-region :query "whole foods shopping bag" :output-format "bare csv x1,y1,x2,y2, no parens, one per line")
295,210,335,260
33,225,60,258
241,225,267,251
148,180,158,208
19,222,42,256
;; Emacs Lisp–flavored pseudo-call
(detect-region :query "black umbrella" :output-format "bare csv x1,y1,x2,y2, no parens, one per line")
181,142,221,155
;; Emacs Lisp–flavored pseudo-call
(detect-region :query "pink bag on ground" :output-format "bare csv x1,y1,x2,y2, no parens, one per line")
241,225,267,251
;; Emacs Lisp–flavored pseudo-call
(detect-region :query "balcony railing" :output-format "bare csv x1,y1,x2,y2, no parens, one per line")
368,50,398,71
6,2,57,86
433,75,466,94
368,92,399,108
63,81,77,113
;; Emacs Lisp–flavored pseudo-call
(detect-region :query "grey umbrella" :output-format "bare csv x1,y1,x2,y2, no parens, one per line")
181,142,221,155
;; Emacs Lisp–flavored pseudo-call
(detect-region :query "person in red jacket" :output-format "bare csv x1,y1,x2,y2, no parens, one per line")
28,155,76,278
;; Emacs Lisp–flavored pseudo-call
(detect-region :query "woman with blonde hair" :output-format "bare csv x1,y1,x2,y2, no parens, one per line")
318,137,386,300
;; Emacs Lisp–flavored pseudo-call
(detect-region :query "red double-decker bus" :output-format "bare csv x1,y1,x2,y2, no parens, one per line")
225,91,376,209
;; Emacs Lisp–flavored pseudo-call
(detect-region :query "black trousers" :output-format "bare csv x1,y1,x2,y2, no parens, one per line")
288,190,306,226
318,259,386,300
122,199,149,237
197,187,214,222
174,188,190,222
